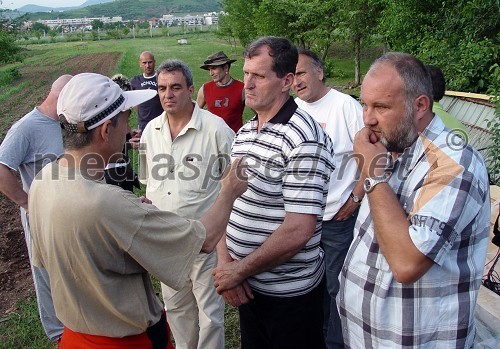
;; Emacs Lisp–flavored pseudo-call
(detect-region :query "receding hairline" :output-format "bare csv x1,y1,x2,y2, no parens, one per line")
51,74,73,94
139,51,155,61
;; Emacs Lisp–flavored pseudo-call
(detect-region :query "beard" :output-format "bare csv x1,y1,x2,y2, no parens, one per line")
379,106,419,153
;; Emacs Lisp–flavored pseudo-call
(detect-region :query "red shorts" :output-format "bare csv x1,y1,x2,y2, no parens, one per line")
58,312,174,349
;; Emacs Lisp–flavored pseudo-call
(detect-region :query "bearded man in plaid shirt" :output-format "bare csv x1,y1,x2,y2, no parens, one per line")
339,52,490,349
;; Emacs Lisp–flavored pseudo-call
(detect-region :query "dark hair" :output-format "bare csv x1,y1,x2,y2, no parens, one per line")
370,52,433,110
157,59,193,87
60,113,120,149
425,64,446,101
297,47,326,83
110,74,133,91
244,36,298,78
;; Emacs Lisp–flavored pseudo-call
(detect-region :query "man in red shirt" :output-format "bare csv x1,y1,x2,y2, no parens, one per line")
197,51,245,133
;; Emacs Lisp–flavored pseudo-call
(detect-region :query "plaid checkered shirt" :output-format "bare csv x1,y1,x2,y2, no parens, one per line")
339,116,490,348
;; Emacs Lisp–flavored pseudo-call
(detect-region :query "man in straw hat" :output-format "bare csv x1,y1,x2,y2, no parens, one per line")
197,51,245,133
28,72,248,348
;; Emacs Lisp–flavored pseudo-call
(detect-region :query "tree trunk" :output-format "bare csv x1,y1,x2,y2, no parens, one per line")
383,35,389,54
321,43,331,63
354,33,361,87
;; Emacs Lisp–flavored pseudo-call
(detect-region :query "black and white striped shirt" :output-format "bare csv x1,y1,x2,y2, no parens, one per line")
227,97,335,297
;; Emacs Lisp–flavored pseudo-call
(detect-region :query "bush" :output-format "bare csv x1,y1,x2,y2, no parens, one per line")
485,64,500,185
0,30,22,64
0,67,22,88
324,58,347,80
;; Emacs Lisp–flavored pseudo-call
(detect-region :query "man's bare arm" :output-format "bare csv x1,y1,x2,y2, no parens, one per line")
0,164,28,211
196,85,206,108
213,212,317,292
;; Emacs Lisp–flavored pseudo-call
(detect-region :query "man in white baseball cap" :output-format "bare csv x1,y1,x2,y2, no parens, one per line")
28,72,248,348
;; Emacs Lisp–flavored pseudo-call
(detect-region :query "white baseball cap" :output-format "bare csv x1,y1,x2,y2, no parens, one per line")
57,72,157,133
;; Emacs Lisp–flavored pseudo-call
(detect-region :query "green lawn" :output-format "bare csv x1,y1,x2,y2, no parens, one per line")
0,32,374,349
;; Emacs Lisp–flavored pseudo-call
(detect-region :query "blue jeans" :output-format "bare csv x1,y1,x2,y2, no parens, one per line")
321,211,358,349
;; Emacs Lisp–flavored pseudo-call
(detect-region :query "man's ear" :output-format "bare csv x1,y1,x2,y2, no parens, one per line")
282,72,295,92
99,120,113,142
415,95,432,116
318,68,324,82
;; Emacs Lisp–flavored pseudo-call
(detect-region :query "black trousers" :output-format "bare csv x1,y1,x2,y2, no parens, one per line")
147,310,169,349
239,278,325,349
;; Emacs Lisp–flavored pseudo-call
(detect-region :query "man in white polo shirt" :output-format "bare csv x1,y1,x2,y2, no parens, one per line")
140,59,235,349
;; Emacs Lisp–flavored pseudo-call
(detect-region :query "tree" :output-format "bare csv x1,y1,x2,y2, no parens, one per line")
91,19,104,30
486,64,500,185
107,29,120,40
76,28,85,41
31,22,50,34
48,29,57,42
122,26,130,37
332,0,383,86
0,29,22,63
220,0,261,47
379,0,499,93
215,13,237,49
219,0,380,85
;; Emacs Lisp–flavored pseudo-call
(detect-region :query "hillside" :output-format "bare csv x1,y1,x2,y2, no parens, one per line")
17,0,114,14
23,0,220,20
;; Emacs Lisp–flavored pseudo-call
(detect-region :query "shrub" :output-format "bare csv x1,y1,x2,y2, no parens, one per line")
485,64,500,185
0,30,22,64
0,67,22,88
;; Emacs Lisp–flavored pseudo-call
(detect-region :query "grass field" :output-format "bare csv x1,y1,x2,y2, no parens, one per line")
0,32,375,349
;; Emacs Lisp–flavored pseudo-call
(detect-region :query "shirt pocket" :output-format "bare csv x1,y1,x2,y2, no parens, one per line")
179,159,214,193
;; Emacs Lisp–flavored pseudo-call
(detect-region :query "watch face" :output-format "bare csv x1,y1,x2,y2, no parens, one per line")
363,173,391,193
363,178,372,192
351,193,361,203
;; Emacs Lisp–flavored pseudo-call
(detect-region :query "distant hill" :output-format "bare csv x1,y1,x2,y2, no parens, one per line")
20,0,220,20
17,0,115,14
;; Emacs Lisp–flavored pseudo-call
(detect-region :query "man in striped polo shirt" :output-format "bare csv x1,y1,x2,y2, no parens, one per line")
213,36,335,349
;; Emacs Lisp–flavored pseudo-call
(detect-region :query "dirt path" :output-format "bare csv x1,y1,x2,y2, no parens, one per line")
0,193,31,316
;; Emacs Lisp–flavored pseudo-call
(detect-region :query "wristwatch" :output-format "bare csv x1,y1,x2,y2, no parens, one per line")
363,172,392,193
350,192,362,204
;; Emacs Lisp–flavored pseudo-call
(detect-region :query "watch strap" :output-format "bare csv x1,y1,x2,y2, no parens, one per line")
364,172,392,193
350,192,362,203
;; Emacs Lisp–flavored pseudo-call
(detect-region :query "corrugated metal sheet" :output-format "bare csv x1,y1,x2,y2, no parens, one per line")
440,93,497,169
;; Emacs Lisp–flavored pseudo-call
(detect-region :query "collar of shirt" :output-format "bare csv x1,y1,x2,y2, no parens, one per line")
395,115,447,177
249,96,298,128
155,101,202,137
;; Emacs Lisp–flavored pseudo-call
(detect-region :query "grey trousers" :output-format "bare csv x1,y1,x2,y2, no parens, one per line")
21,208,63,341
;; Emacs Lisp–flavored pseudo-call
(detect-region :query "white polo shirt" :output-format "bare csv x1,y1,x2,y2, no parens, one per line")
140,103,235,219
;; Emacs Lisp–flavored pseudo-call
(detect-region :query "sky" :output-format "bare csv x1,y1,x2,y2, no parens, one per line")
3,1,85,10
